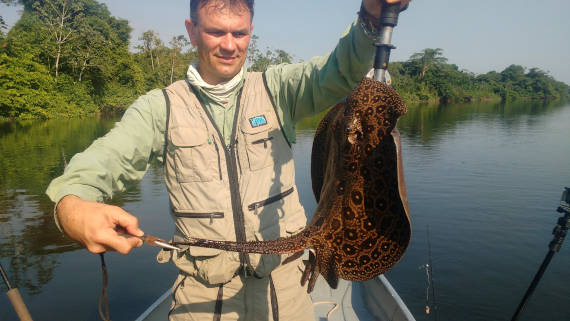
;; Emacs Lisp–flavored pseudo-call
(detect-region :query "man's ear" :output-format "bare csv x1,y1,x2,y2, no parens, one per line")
185,19,197,46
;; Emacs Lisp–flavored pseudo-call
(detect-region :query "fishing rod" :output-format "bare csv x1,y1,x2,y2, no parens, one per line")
1,262,33,321
424,225,439,320
511,187,570,321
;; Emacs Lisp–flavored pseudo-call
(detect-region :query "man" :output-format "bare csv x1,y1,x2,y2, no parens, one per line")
46,0,410,320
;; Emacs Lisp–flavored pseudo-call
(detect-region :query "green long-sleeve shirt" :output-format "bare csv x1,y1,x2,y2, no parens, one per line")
46,20,376,212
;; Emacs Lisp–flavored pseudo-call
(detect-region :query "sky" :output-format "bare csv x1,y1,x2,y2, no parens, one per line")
2,0,569,84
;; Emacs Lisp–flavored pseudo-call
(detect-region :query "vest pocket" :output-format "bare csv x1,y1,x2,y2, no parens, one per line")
173,210,228,257
170,127,220,182
242,125,276,171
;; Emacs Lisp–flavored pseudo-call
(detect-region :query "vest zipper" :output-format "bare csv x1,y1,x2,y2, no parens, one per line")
174,211,224,224
235,138,243,174
248,187,295,215
186,81,252,273
226,92,253,273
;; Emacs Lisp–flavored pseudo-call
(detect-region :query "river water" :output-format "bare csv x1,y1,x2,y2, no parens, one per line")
1,100,569,321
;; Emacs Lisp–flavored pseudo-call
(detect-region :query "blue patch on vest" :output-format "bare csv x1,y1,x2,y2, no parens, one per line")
249,115,268,128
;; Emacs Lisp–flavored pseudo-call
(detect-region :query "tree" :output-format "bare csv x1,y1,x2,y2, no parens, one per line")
272,49,292,65
169,35,189,84
0,16,6,38
247,34,260,67
72,19,109,82
247,34,294,72
33,0,83,82
500,64,525,82
407,48,448,79
138,30,161,71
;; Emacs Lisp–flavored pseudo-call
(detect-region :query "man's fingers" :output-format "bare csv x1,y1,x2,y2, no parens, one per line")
99,237,142,254
99,231,139,254
126,236,144,249
112,208,144,237
384,0,411,9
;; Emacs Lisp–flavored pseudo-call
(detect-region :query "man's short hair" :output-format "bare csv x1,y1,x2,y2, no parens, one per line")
190,0,254,24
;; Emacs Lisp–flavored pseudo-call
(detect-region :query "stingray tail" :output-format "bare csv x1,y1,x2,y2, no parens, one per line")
172,229,314,254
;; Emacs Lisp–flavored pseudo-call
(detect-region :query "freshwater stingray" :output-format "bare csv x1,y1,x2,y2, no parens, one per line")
172,76,412,292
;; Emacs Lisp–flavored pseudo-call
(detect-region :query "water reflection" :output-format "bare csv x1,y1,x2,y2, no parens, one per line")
0,117,118,293
397,99,567,144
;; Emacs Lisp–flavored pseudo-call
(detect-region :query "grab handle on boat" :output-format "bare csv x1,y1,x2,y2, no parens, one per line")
1,263,33,321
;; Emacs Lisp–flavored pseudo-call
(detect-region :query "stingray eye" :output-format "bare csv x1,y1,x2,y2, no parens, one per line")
346,117,363,144
347,132,358,145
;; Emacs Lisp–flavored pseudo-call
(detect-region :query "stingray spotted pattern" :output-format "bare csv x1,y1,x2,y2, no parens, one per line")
173,77,411,292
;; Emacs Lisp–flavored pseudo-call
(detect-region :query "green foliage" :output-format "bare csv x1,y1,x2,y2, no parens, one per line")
390,49,568,105
407,48,447,79
132,29,196,91
0,0,149,118
247,34,293,72
0,53,89,119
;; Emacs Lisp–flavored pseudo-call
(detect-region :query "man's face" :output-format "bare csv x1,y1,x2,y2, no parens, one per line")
186,3,253,85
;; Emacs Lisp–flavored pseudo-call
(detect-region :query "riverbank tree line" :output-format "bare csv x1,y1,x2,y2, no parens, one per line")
0,0,568,119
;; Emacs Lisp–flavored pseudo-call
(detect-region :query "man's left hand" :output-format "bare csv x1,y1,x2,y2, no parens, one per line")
362,0,412,19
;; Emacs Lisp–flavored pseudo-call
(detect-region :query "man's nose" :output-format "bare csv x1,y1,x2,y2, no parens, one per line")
220,34,236,53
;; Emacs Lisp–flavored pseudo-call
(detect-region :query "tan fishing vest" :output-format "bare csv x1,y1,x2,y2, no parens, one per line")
160,72,307,285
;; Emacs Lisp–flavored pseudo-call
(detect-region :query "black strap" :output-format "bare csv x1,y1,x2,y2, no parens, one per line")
213,284,224,321
262,72,292,149
98,253,111,321
162,89,171,164
269,274,279,321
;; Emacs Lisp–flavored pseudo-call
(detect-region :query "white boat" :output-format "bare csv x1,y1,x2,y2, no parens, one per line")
135,274,415,321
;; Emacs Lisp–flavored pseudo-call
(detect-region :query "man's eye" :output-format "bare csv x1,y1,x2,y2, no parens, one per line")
208,31,225,37
233,32,247,38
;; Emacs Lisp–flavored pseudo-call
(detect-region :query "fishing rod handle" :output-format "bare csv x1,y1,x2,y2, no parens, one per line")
6,288,34,321
373,1,406,82
380,1,404,26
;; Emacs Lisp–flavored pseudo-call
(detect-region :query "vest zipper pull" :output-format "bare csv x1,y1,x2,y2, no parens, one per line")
254,203,260,215
209,213,214,224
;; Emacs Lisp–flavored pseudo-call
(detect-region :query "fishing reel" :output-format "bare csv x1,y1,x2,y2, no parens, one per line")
557,187,570,215
550,187,569,253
